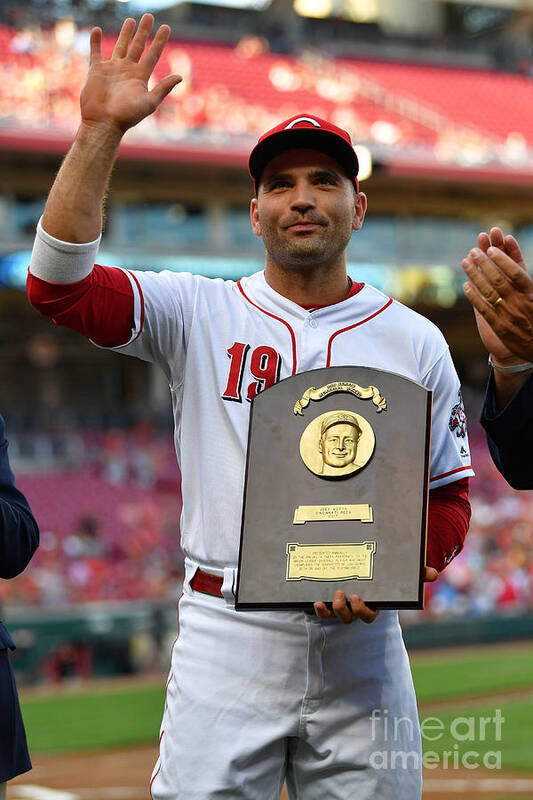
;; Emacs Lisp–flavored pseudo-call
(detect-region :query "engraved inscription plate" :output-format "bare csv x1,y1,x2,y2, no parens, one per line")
286,541,377,581
293,504,373,524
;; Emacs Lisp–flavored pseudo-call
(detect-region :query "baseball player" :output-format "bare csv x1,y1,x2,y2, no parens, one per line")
27,15,473,799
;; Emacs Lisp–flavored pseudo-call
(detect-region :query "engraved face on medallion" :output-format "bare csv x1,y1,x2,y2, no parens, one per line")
319,413,361,469
300,410,375,478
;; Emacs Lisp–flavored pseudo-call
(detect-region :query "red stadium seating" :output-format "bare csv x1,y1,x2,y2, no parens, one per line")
0,22,531,177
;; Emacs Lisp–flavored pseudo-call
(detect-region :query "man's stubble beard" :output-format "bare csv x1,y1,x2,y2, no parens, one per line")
261,219,353,271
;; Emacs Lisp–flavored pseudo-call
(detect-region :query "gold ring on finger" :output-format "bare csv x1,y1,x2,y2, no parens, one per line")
493,296,503,306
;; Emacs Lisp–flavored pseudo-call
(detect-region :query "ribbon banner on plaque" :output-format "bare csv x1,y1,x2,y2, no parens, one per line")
235,366,432,610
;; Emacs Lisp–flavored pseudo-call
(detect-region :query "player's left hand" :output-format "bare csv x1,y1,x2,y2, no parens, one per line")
424,566,438,583
313,566,438,624
313,592,379,624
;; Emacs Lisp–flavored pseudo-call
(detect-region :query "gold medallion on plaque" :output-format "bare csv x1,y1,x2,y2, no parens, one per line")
299,410,375,479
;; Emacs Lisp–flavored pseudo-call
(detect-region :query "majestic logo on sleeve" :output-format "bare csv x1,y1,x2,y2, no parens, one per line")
444,543,462,566
448,390,467,439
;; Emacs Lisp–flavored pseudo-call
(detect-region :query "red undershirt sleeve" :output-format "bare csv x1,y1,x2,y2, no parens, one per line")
426,477,471,572
27,265,135,348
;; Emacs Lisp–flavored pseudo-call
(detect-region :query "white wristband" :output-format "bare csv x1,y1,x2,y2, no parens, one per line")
488,354,533,373
29,217,101,284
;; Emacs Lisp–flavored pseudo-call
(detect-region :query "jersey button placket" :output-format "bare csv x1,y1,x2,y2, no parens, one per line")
301,316,324,371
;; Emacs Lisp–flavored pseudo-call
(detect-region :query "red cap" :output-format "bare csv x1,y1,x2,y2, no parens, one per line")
249,114,359,193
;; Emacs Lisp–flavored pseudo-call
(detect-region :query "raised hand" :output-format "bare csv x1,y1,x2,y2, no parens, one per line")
462,227,533,365
81,14,182,134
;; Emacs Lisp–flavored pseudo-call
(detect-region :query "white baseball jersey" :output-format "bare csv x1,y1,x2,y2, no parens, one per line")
101,267,472,799
29,234,473,798
109,268,473,572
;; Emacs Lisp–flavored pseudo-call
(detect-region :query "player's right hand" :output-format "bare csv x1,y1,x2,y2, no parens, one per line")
80,14,182,135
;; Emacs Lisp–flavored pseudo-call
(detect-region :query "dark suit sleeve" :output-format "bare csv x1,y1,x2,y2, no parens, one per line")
0,416,39,579
481,371,533,490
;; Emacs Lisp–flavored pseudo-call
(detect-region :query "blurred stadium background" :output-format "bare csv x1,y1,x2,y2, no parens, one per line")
1,0,532,796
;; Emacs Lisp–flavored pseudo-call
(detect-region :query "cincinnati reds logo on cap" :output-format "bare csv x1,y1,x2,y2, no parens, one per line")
285,117,321,129
248,112,359,193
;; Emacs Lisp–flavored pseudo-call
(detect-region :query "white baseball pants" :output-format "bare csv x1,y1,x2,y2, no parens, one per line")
150,583,422,800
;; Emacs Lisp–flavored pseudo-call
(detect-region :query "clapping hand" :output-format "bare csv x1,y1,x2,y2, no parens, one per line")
462,227,533,365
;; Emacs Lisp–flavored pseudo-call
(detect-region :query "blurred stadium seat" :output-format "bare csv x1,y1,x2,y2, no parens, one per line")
0,22,531,176
2,429,184,608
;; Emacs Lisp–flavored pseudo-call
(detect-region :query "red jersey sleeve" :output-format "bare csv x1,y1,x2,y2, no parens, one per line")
27,265,136,348
427,477,471,572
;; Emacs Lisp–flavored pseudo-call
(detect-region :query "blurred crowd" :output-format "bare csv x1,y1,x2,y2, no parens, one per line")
0,420,531,618
0,21,89,132
1,424,185,609
0,22,531,172
426,426,533,618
